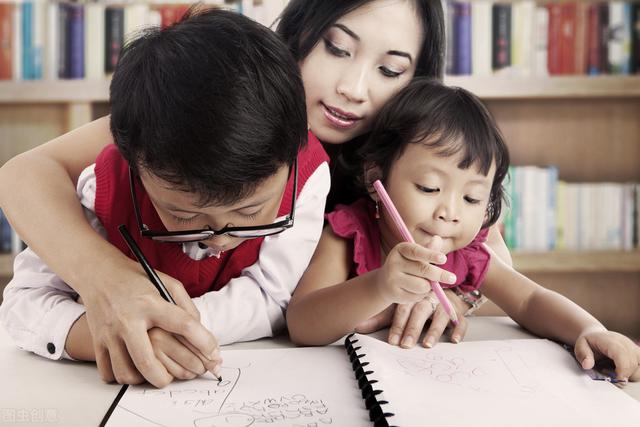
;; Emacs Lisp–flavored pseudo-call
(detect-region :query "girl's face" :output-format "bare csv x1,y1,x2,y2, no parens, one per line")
378,143,495,255
300,0,423,145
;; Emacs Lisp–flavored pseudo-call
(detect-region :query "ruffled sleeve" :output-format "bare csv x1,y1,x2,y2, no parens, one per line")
325,199,381,277
441,228,491,293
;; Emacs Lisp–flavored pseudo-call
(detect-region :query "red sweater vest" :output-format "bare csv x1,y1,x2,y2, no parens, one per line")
94,131,328,297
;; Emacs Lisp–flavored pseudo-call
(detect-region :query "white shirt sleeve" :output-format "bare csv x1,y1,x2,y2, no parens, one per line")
193,162,330,345
0,165,102,360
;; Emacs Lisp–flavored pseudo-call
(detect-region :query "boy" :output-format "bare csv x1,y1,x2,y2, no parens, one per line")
0,8,329,387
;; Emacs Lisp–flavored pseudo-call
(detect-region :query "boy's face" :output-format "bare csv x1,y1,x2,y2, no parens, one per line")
300,0,422,145
378,143,495,255
138,165,291,253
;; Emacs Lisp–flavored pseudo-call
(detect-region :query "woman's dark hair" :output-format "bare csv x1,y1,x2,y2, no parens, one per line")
276,0,445,79
110,6,306,207
358,78,510,228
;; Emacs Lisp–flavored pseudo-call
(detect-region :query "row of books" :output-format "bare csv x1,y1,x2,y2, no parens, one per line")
501,166,639,252
445,1,640,76
0,0,289,80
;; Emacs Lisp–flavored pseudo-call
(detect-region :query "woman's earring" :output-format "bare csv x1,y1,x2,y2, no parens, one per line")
375,201,380,219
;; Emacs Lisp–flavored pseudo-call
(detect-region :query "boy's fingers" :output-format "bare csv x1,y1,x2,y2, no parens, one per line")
155,351,196,381
574,336,595,369
388,303,414,346
109,337,147,385
422,307,449,348
123,328,172,388
152,304,218,360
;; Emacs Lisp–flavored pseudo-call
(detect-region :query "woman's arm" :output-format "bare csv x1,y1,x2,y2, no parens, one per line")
486,225,512,266
482,248,640,381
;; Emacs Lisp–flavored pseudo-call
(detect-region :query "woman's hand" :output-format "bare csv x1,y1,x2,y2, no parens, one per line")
80,259,219,388
385,288,470,348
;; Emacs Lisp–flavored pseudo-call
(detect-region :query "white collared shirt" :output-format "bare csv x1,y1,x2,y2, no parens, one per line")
0,161,329,360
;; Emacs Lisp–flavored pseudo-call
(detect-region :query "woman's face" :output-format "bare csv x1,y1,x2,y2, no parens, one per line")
300,0,423,145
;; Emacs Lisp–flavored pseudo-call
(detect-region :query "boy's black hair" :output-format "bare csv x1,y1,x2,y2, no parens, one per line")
276,0,445,80
109,6,307,207
358,78,510,228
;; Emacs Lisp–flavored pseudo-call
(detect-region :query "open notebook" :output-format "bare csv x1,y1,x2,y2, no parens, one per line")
101,334,640,426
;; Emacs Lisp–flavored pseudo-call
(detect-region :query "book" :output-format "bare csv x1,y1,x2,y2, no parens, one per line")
100,334,640,426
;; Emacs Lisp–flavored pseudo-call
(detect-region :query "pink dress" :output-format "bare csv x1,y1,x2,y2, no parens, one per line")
325,198,491,292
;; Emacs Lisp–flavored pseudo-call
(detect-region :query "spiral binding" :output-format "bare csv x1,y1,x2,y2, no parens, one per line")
344,334,395,426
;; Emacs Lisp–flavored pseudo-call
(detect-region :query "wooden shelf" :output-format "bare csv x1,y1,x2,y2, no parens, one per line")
1,251,638,277
0,254,13,277
1,76,639,103
445,75,640,99
0,80,110,103
513,250,640,274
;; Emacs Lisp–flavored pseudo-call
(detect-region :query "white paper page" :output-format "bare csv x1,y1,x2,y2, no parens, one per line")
104,345,371,427
354,335,640,427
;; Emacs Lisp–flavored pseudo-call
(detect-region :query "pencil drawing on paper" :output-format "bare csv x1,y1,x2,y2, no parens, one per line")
118,365,335,426
395,344,540,394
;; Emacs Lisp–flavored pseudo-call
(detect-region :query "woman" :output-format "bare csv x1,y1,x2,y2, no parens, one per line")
0,0,511,385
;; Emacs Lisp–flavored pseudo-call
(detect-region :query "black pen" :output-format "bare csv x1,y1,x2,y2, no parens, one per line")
118,224,222,382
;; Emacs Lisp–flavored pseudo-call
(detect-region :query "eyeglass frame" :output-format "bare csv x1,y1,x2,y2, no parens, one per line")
128,158,298,243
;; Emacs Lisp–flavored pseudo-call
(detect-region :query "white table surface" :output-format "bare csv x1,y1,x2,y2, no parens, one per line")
1,316,638,426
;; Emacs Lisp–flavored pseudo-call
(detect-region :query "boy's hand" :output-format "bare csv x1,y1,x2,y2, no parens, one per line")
148,328,222,382
375,237,455,305
574,329,640,382
80,259,219,388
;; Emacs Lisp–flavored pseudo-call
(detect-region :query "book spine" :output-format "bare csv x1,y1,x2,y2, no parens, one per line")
453,1,471,75
66,2,83,79
104,6,123,73
21,0,32,79
633,2,640,74
57,2,67,78
492,3,511,71
0,2,12,80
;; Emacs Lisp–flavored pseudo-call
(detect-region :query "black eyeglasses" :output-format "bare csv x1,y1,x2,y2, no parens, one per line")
129,159,297,243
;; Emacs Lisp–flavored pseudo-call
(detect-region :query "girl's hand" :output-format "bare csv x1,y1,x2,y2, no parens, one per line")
81,259,219,388
386,289,469,348
574,329,640,382
374,237,456,305
148,328,223,383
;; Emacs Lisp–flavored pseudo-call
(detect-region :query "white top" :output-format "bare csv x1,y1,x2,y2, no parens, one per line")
0,161,330,360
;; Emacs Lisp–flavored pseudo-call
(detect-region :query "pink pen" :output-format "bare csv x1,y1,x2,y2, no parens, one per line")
373,180,459,325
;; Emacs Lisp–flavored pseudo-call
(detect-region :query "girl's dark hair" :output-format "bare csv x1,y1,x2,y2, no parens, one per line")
358,78,510,228
276,0,445,80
